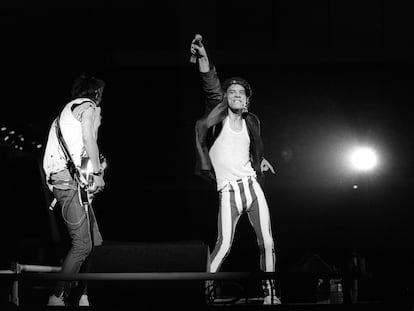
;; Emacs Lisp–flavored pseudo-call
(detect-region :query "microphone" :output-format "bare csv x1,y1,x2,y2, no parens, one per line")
189,34,203,64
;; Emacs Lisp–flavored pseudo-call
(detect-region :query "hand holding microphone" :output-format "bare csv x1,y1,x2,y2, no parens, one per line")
189,34,203,63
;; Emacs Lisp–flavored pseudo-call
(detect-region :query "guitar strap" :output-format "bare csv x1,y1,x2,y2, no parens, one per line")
54,116,93,241
54,114,78,181
54,114,91,210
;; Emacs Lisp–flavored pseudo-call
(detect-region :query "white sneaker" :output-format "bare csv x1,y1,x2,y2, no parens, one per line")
47,294,65,306
78,294,90,306
262,279,281,305
263,295,281,305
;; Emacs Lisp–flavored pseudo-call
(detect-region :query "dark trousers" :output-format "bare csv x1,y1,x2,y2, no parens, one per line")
52,187,102,297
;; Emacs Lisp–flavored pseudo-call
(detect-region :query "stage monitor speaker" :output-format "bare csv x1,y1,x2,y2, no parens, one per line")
87,241,209,307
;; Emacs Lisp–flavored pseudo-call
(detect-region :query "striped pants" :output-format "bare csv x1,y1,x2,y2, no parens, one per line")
209,176,276,273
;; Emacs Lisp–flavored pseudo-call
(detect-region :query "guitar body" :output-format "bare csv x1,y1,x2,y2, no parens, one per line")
76,155,107,206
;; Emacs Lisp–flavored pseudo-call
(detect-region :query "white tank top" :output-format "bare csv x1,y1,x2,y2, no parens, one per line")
43,98,98,186
209,116,256,190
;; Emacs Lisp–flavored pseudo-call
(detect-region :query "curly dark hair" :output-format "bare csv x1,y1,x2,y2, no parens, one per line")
71,74,105,104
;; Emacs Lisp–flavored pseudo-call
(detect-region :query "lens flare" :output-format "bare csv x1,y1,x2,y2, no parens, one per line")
348,147,378,172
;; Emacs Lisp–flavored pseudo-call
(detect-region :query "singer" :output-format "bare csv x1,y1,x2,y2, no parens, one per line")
191,34,280,305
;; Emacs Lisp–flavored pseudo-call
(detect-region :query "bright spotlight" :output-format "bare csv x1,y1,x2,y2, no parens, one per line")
348,147,378,172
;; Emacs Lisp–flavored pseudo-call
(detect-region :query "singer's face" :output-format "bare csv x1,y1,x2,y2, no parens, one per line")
226,84,247,111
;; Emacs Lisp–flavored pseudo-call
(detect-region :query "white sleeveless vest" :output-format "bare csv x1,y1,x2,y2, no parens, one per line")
209,116,256,190
43,98,97,186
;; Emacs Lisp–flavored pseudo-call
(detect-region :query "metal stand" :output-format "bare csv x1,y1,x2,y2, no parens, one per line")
2,262,62,306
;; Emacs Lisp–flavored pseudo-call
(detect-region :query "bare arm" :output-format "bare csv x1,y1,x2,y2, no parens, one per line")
81,107,105,191
81,107,100,171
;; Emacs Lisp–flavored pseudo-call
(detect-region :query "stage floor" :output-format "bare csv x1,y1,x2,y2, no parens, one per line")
1,269,413,311
1,301,413,311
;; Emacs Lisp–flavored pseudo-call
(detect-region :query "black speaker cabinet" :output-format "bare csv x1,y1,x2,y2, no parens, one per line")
87,241,209,307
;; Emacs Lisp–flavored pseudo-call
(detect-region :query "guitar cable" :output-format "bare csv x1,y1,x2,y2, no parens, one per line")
60,187,87,226
77,184,94,250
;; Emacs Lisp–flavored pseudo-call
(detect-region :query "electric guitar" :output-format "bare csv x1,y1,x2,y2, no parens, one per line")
75,154,107,207
2,124,108,208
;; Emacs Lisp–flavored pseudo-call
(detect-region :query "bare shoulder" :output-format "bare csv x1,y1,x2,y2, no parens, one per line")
80,106,96,123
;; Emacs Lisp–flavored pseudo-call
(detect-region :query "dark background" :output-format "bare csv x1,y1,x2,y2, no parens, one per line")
1,0,414,295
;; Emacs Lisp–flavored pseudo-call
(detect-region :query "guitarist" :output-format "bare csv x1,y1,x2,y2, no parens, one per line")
42,74,106,307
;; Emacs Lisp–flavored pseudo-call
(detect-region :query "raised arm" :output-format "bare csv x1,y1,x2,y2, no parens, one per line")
190,34,223,112
190,34,209,73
